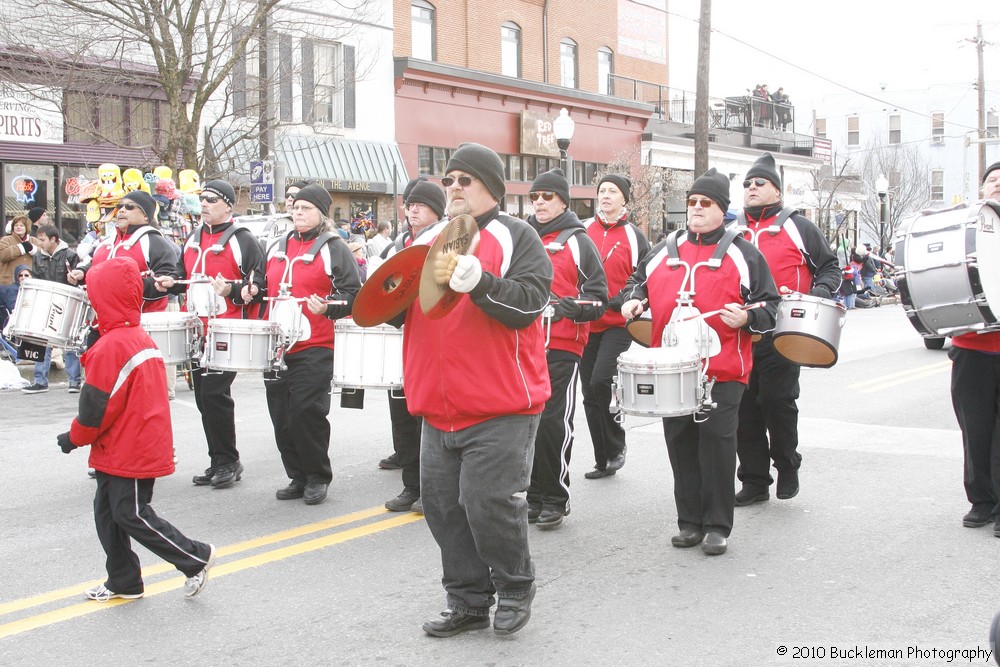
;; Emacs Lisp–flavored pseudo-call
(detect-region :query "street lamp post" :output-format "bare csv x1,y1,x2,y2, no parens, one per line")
552,108,575,175
875,173,889,256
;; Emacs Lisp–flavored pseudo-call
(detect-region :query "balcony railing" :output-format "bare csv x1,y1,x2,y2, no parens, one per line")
608,74,796,133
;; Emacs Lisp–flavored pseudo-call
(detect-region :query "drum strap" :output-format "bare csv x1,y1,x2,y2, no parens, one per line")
546,227,584,254
194,223,251,255
112,225,162,256
276,231,340,265
737,207,797,237
665,228,739,270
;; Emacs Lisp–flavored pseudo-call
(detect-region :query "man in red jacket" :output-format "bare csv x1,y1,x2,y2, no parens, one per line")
405,143,552,638
57,257,215,602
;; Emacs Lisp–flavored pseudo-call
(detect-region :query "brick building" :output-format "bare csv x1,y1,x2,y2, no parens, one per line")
393,0,665,219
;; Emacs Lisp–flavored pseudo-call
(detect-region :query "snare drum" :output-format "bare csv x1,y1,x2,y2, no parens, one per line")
896,201,1000,337
203,319,280,372
7,279,92,349
333,319,403,389
141,312,203,364
614,347,701,417
772,294,846,368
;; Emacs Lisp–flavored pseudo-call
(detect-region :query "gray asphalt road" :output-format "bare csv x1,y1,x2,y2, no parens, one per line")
1,302,996,666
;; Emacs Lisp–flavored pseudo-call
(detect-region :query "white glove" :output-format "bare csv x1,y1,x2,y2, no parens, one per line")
621,299,644,320
449,254,482,293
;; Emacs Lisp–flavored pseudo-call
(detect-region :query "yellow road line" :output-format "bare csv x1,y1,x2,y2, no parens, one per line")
0,505,395,619
847,361,950,393
0,511,424,639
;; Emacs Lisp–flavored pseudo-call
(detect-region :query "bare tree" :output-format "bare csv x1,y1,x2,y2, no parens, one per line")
853,139,931,246
808,157,855,244
600,147,685,241
0,0,380,174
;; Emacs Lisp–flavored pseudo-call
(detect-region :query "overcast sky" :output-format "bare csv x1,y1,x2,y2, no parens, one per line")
667,0,997,116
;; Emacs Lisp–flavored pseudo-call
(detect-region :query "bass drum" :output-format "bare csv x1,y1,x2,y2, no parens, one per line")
896,201,1000,337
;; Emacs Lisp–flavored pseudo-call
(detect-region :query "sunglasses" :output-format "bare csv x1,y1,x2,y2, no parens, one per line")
18,273,31,279
529,192,556,202
199,195,221,204
686,197,716,208
743,178,768,189
119,202,140,212
441,175,476,188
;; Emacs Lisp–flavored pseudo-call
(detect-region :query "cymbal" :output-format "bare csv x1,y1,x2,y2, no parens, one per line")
625,317,652,347
419,214,480,319
351,244,430,327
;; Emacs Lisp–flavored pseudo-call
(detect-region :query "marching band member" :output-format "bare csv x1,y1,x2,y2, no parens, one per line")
525,168,607,528
735,153,840,505
254,184,359,506
620,168,779,556
581,174,650,478
951,161,1000,536
70,190,180,313
382,179,447,513
155,179,266,490
404,143,552,638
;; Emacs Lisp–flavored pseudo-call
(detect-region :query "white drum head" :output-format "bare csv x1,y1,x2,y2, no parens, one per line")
663,306,721,357
187,282,226,318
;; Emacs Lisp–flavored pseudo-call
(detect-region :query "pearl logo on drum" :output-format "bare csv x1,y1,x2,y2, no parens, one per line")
980,214,995,233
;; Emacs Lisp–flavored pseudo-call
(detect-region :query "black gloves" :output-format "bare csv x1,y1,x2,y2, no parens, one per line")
57,432,75,454
553,296,584,322
21,241,33,254
809,286,833,300
607,293,625,313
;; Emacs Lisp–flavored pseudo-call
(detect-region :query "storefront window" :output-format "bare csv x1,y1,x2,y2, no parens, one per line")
350,197,377,237
3,163,54,230
61,167,98,244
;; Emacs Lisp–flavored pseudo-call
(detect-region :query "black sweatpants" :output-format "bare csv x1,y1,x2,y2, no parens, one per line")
529,352,579,512
663,381,745,537
94,472,211,594
265,346,334,485
191,364,239,467
736,337,802,489
388,388,422,492
580,327,631,470
950,347,1000,517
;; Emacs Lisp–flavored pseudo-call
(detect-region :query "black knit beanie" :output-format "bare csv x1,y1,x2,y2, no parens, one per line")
745,152,781,189
121,190,158,225
406,181,446,219
446,143,506,202
530,168,571,207
293,184,332,216
27,207,45,223
983,161,1000,185
688,168,731,212
598,174,631,204
201,179,237,207
402,176,428,201
288,180,310,191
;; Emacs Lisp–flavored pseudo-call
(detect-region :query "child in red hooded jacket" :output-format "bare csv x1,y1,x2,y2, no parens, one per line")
57,256,215,602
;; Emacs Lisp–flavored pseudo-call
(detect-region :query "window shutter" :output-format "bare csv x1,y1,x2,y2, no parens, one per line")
301,40,314,123
344,44,355,129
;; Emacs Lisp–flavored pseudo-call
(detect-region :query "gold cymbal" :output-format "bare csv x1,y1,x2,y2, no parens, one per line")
352,244,429,327
418,214,480,319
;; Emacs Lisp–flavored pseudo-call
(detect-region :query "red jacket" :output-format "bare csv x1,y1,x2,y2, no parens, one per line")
585,212,649,332
180,220,266,321
741,207,841,297
86,224,179,313
402,209,553,431
952,330,1000,353
68,257,175,478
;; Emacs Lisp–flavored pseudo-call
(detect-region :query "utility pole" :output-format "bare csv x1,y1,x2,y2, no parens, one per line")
965,21,986,184
693,0,711,176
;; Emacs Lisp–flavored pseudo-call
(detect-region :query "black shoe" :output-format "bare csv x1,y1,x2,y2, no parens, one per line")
607,445,627,472
275,480,306,500
379,453,402,470
995,518,1000,538
210,462,243,489
303,482,328,505
192,467,216,486
536,508,565,529
584,467,616,479
702,532,727,556
528,505,541,524
422,609,490,637
21,383,49,394
735,485,769,506
671,528,705,548
963,508,992,528
494,583,537,635
776,469,799,500
87,468,97,479
385,488,419,512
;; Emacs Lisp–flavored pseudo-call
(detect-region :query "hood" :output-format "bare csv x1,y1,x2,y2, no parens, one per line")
40,240,69,258
86,256,143,334
14,264,31,278
527,209,585,237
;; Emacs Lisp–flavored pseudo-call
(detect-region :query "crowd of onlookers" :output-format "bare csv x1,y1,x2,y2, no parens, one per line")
751,83,793,131
836,243,897,309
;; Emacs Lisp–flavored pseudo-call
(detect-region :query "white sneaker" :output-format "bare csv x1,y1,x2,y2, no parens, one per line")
184,544,216,597
84,583,143,602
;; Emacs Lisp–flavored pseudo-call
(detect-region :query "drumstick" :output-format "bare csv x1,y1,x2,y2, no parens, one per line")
674,301,766,323
264,296,347,305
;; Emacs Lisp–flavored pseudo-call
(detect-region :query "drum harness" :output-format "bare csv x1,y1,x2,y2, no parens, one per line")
541,227,586,349
660,227,742,419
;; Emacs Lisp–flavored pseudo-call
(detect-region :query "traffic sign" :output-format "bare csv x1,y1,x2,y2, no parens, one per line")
250,160,274,185
249,183,273,203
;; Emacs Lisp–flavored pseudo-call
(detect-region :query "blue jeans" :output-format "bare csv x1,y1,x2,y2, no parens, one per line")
34,346,81,386
420,414,538,615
